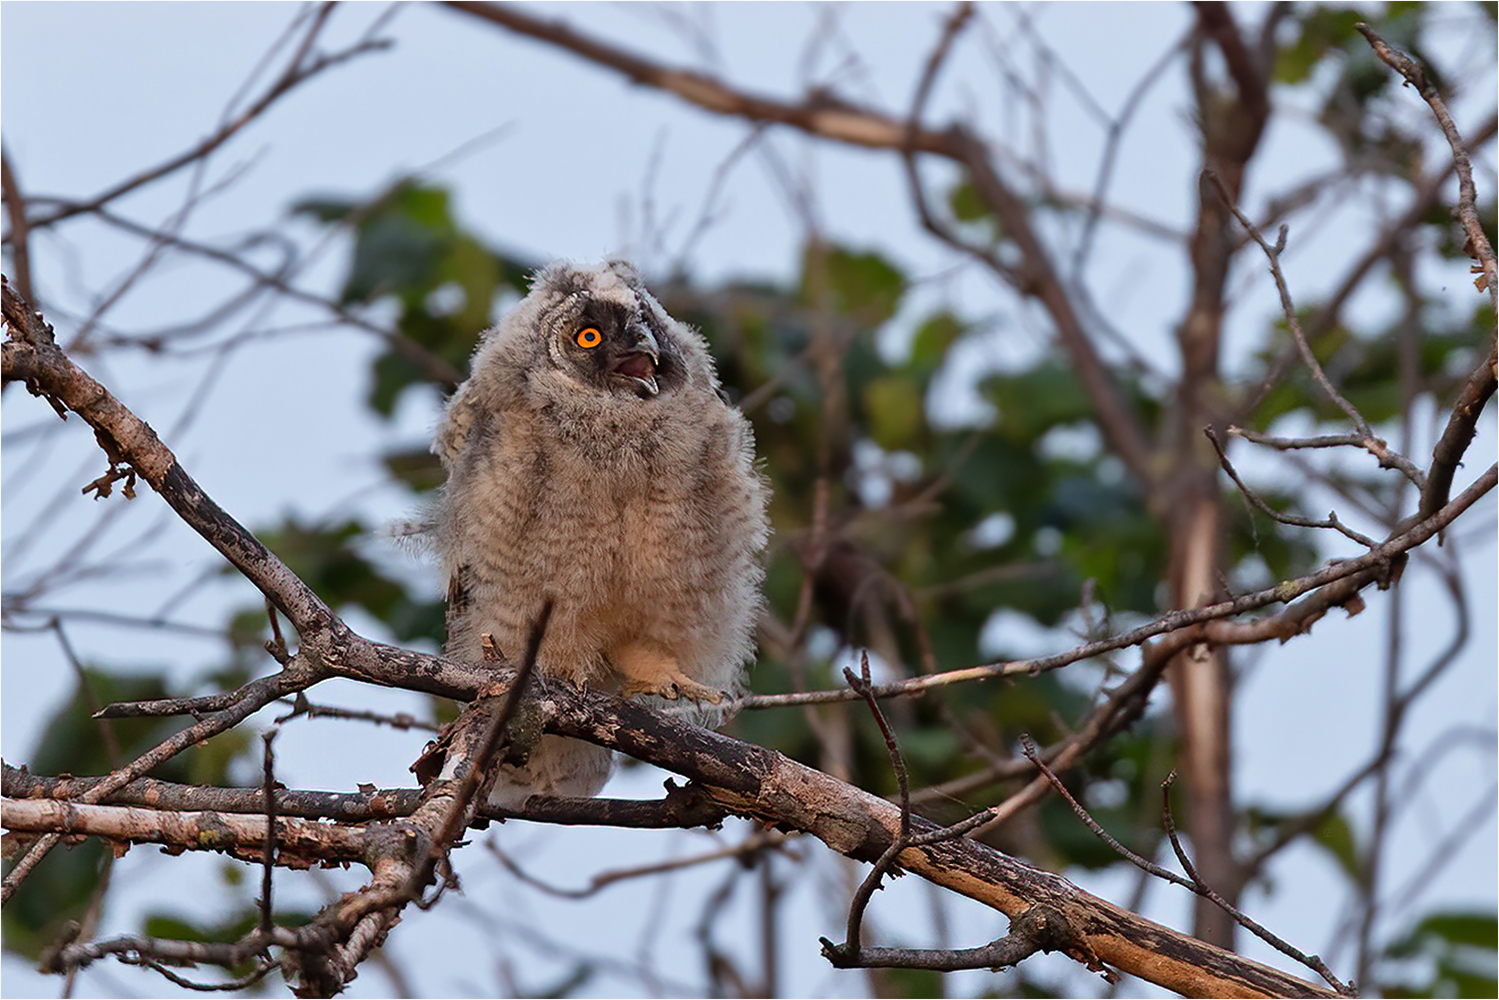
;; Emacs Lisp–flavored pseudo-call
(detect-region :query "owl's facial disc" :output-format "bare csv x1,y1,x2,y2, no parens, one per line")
611,326,660,398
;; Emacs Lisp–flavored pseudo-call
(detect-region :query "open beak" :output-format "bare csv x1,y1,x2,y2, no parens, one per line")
613,327,660,397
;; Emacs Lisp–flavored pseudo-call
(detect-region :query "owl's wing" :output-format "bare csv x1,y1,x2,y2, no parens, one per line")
434,378,483,469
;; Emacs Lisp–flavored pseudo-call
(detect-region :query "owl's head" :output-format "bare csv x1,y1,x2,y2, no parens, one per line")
437,260,721,468
525,260,691,400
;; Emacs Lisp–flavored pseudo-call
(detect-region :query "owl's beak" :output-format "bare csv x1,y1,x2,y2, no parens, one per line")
613,327,660,397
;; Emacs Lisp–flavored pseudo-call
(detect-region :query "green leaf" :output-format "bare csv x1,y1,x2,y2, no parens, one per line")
342,186,456,304
983,361,1094,441
947,177,990,223
907,312,965,373
1273,6,1364,85
878,965,946,998
440,234,502,333
1390,913,1499,955
864,375,924,451
29,669,249,786
802,243,907,325
1309,810,1361,881
1,840,110,961
1382,911,1498,999
288,195,358,224
383,445,445,493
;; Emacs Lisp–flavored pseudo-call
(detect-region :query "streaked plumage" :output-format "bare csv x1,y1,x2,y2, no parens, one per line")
433,260,768,806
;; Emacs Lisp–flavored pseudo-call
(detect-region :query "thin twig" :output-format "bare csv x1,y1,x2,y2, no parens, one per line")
274,695,440,732
1160,774,1354,996
1020,737,1354,995
1020,736,1189,887
835,652,913,956
1206,171,1426,491
823,652,1032,972
259,728,279,937
488,828,788,900
1235,113,1498,427
27,8,393,230
726,464,1492,710
125,955,276,993
1356,22,1497,316
1205,426,1380,547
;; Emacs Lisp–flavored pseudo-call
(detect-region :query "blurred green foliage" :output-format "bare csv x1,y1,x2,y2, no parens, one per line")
292,184,534,416
3,669,250,961
8,3,1493,994
1378,912,1499,998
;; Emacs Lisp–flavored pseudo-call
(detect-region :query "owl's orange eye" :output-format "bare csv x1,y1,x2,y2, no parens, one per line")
576,327,602,349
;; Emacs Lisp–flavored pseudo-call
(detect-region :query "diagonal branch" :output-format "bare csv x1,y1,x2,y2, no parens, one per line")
441,1,961,155
1357,23,1498,316
12,283,1486,996
445,0,1157,487
24,5,394,231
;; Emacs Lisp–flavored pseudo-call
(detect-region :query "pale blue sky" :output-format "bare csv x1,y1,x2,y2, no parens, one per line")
3,3,1495,997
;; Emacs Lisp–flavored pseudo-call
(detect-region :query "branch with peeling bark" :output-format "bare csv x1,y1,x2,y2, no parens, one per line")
427,5,1497,958
4,275,1492,993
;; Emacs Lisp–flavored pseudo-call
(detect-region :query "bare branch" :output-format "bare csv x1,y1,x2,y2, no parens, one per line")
1159,775,1354,997
259,729,279,936
10,241,1486,996
447,0,1158,487
822,653,916,964
732,463,1491,708
3,764,731,830
1357,22,1498,316
1421,339,1497,522
489,827,788,900
442,1,961,155
1208,171,1427,490
1015,738,1354,996
0,147,36,305
25,7,394,230
2,797,369,865
1206,426,1381,548
1,662,315,903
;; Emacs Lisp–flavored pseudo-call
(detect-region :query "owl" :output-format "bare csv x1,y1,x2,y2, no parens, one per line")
432,259,769,807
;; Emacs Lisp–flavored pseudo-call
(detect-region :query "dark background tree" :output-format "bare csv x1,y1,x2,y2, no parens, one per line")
3,3,1494,997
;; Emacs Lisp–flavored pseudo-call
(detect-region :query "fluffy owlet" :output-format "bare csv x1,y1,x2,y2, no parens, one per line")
432,260,769,807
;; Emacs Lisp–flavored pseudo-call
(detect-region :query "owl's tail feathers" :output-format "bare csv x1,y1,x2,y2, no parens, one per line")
485,735,613,809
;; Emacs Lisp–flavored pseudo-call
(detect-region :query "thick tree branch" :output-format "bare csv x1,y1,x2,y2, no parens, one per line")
1170,5,1275,943
1,764,730,830
2,798,370,867
11,283,1490,995
541,688,1335,998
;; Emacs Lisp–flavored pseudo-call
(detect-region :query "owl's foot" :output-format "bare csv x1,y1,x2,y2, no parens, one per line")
613,643,725,705
625,674,725,704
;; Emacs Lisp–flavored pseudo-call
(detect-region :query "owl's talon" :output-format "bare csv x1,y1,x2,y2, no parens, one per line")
669,678,725,705
620,675,724,705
